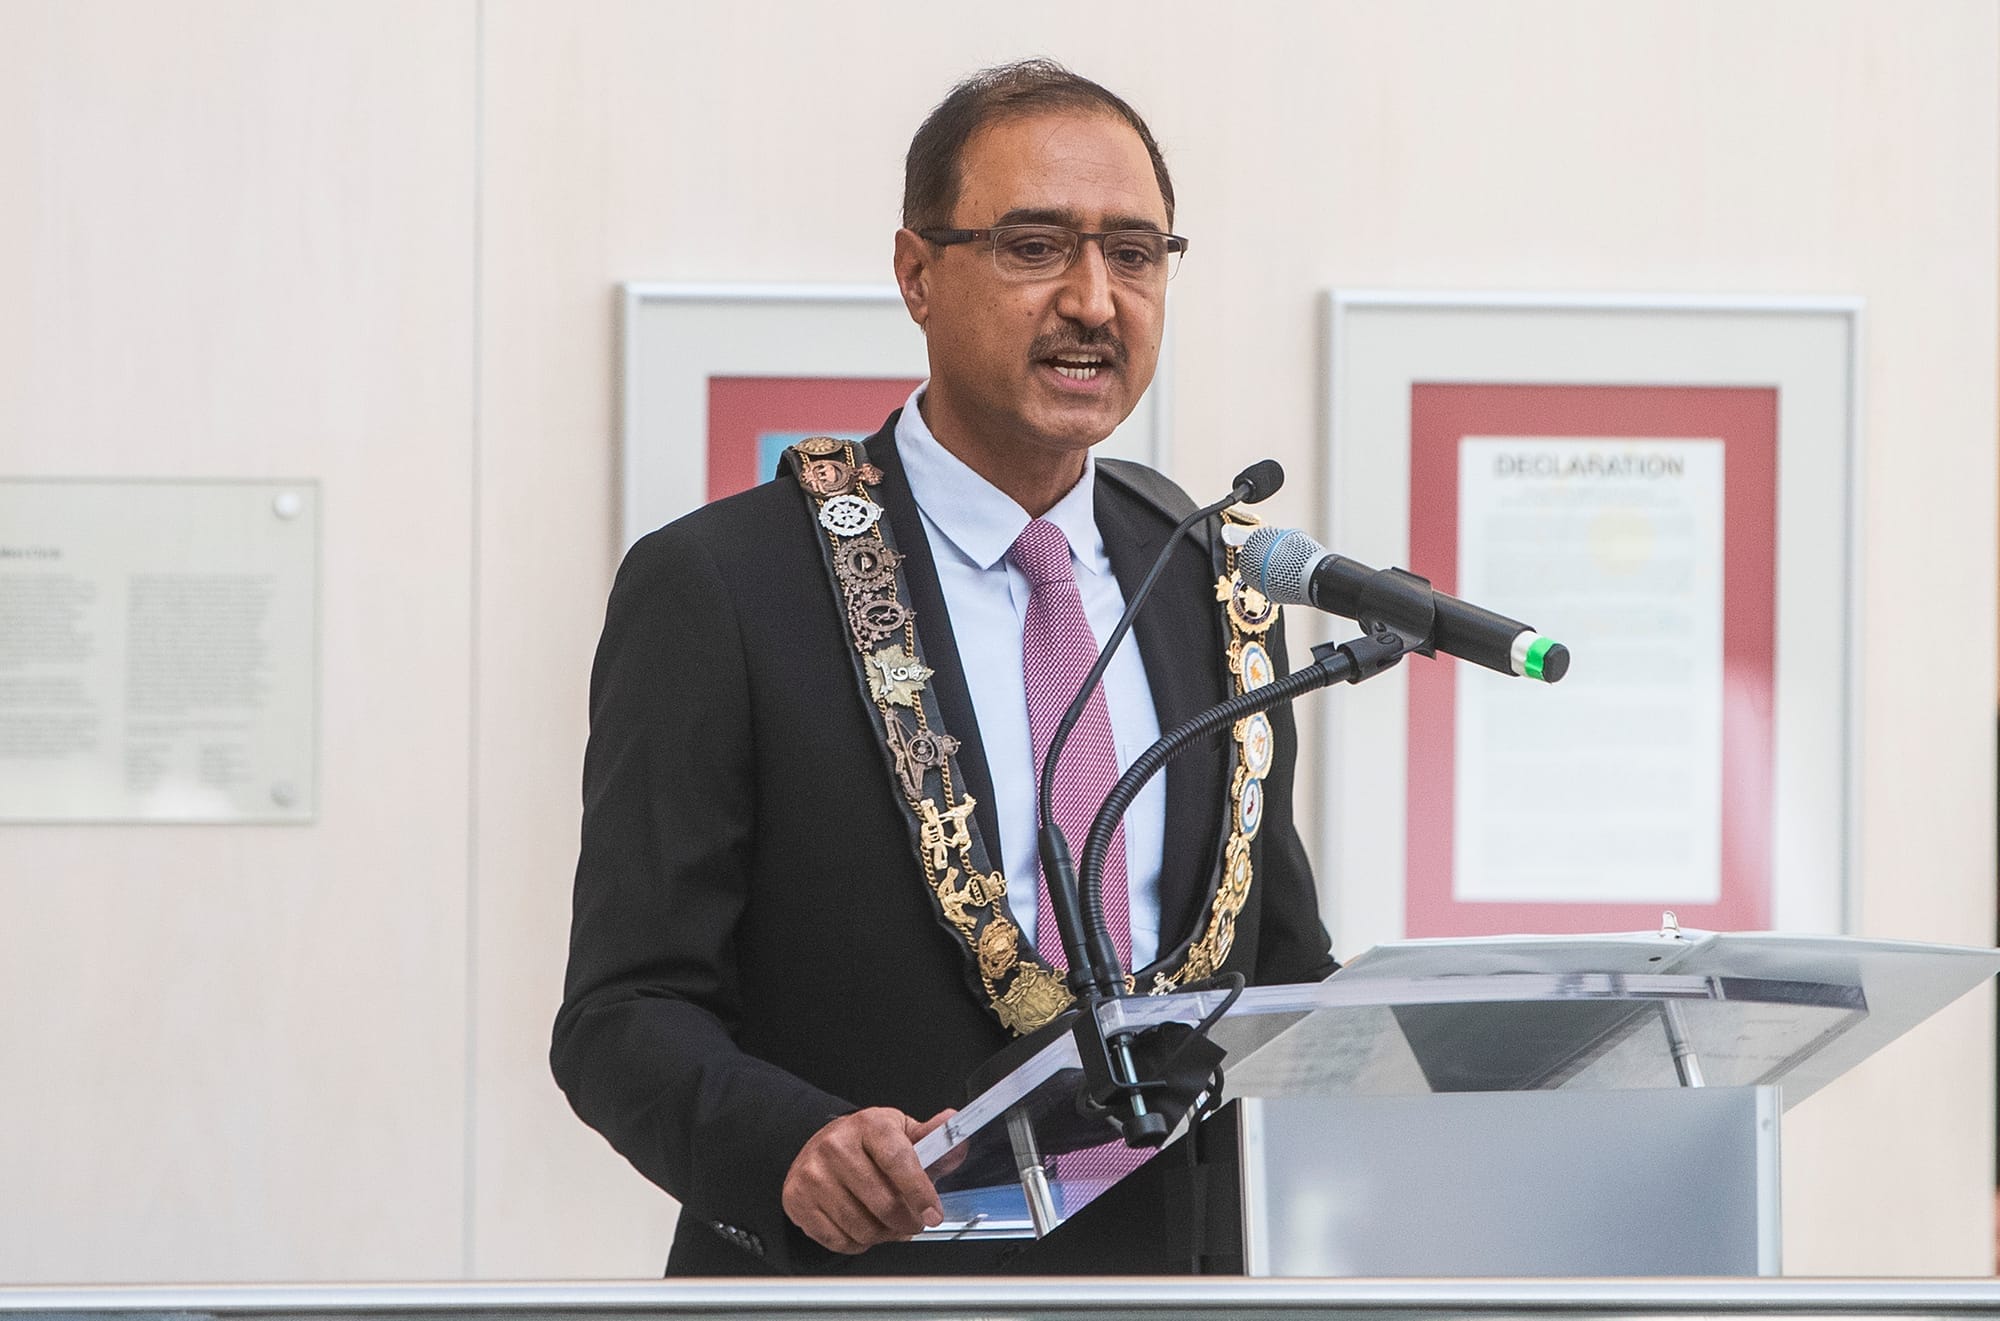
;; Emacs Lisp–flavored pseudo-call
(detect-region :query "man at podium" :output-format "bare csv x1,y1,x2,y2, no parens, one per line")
552,60,1336,1275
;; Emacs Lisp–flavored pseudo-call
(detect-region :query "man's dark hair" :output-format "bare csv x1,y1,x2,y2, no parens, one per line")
903,60,1175,232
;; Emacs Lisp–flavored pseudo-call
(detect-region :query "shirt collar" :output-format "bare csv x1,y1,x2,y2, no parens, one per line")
895,384,1107,575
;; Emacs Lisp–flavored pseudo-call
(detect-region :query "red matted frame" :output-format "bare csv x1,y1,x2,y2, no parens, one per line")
1404,383,1778,937
706,376,920,502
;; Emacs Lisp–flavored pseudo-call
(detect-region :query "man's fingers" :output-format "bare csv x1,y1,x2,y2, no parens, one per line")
829,1127,931,1235
913,1107,968,1178
781,1172,847,1254
793,1201,864,1255
862,1120,944,1227
795,1165,899,1253
823,1176,908,1246
787,1158,895,1253
782,1108,942,1252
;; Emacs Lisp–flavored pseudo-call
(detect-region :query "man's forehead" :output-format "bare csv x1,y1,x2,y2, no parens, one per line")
953,111,1167,225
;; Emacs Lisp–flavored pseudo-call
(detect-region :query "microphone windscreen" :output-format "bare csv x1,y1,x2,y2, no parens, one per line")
1240,526,1326,607
1232,459,1285,503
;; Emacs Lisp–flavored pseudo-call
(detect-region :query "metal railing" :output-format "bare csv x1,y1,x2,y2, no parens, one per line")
6,1278,2000,1321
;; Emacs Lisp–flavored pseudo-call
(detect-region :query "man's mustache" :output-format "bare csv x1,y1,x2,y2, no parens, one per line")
1028,329,1127,367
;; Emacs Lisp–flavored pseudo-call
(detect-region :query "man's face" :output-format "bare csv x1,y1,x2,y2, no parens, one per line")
896,110,1170,468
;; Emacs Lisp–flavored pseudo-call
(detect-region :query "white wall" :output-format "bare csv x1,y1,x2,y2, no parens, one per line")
1,0,1992,1283
0,0,479,1283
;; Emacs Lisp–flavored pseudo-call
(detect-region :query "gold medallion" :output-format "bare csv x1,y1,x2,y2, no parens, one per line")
865,643,932,706
820,494,883,538
1215,572,1276,635
1236,711,1275,779
906,727,959,796
835,540,902,592
992,962,1073,1035
1237,778,1264,838
977,917,1020,980
1222,832,1253,903
886,716,960,801
1212,910,1238,964
936,865,998,933
796,436,842,456
916,795,978,874
1232,641,1276,691
849,596,908,647
800,458,857,497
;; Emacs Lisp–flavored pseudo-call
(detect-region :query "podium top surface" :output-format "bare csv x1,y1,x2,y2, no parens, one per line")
1327,927,2000,1104
908,930,1997,1236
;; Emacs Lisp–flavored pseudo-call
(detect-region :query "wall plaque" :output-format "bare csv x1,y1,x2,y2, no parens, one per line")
0,479,317,822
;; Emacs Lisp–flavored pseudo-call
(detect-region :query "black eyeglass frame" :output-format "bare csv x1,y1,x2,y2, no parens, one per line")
917,225,1190,282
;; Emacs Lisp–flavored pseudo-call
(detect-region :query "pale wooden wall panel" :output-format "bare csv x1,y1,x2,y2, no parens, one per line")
0,0,478,1283
469,3,676,1279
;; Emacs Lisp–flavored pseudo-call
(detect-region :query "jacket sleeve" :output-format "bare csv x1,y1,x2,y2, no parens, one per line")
550,524,850,1272
1250,610,1342,985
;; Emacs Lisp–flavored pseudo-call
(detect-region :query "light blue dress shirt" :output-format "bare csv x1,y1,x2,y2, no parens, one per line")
895,386,1166,969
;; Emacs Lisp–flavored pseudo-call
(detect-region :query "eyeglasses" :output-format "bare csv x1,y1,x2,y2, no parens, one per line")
918,224,1188,286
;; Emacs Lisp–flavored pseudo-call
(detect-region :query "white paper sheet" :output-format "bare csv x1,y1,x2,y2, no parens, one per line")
1452,437,1724,903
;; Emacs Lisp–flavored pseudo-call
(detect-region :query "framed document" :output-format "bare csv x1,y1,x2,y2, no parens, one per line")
1320,293,1859,948
618,283,1172,551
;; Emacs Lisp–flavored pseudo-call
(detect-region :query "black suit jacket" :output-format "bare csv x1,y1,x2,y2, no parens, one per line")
551,415,1334,1274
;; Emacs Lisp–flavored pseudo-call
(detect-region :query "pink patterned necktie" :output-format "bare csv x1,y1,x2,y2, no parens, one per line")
1010,518,1150,1196
1011,517,1132,976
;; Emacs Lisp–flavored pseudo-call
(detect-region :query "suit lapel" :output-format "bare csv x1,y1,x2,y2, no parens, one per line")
1095,480,1228,965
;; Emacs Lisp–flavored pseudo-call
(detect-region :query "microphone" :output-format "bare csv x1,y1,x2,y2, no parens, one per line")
1240,526,1570,683
1231,458,1285,504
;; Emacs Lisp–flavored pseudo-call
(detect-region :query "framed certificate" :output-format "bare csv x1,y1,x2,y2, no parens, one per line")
1320,293,1860,948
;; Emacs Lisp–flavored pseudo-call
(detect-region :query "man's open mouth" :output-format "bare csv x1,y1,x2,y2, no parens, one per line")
1045,352,1109,381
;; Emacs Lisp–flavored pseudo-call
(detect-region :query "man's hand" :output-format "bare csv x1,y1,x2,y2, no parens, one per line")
781,1107,953,1254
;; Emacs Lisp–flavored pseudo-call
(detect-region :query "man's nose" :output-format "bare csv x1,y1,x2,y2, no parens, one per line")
1055,238,1117,327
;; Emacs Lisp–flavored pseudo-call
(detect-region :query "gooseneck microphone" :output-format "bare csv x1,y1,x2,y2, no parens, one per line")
1022,459,1285,1152
1225,458,1285,505
1239,526,1570,683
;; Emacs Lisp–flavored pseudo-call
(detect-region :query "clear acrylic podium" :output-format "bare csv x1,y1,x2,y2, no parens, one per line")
912,928,2000,1276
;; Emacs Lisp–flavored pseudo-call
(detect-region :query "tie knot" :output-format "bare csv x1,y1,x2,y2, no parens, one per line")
1009,518,1076,588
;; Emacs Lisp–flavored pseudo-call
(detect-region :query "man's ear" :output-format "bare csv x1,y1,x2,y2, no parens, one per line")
892,228,932,331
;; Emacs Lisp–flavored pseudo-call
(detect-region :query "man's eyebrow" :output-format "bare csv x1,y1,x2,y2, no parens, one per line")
991,207,1167,232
